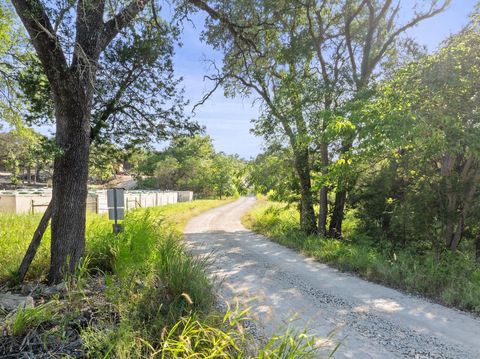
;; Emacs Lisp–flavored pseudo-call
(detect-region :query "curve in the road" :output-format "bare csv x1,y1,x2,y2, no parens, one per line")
184,197,480,359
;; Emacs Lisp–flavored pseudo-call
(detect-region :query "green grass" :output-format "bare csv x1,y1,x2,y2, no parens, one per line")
0,199,231,282
7,301,60,336
1,198,326,358
243,202,480,314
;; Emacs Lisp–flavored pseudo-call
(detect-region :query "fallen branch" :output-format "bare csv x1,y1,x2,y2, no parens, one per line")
16,201,53,282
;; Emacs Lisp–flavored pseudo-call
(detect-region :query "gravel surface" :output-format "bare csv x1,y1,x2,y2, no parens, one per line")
184,197,480,358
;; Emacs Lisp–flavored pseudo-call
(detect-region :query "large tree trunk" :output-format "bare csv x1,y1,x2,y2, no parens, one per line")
329,189,346,238
48,95,91,284
293,148,316,235
11,0,148,285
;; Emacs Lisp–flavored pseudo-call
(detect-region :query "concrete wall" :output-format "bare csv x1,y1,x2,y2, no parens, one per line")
177,191,194,202
89,190,181,214
0,189,191,214
16,194,51,214
0,191,52,214
0,193,16,213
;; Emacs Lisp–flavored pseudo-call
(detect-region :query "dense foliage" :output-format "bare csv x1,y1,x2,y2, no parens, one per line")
198,0,447,235
243,5,480,267
133,135,248,198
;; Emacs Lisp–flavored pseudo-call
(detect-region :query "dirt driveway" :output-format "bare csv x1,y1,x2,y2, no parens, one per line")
184,197,480,358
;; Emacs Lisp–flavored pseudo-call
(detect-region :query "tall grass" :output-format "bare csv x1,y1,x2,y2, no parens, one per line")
0,212,113,281
243,202,480,313
7,301,60,336
0,199,231,283
1,199,326,357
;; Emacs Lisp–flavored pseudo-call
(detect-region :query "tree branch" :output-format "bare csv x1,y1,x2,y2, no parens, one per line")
11,0,70,89
101,0,149,50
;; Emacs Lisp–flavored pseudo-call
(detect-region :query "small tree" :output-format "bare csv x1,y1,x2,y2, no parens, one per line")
360,25,480,251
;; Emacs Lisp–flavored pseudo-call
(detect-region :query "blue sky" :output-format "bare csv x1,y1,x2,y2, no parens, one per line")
172,0,478,159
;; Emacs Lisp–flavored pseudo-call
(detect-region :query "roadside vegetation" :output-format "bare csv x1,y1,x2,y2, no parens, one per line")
244,202,480,313
1,200,324,357
238,4,480,316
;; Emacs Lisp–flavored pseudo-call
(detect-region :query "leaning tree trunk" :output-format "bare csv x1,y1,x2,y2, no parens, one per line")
48,93,91,284
17,201,53,282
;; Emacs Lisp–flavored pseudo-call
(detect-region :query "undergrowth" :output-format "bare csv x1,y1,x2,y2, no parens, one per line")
243,202,480,314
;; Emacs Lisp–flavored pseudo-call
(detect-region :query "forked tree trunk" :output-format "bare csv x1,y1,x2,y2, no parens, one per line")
48,95,91,284
11,0,149,285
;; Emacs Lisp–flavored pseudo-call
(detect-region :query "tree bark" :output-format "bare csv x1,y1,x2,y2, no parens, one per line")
17,202,53,282
318,186,328,235
293,148,316,235
318,141,329,236
329,189,346,238
11,0,149,284
48,94,91,284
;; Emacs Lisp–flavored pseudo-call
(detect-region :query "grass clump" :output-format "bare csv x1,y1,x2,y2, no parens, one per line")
243,202,480,314
6,301,59,336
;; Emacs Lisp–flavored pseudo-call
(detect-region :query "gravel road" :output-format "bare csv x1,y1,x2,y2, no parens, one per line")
184,197,480,358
